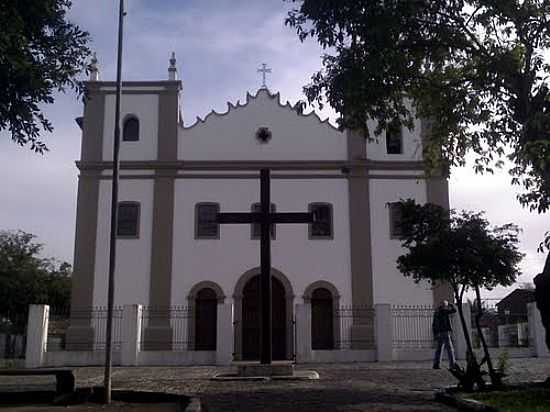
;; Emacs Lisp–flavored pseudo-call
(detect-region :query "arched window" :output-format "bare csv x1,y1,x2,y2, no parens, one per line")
123,116,139,141
311,288,334,350
194,288,217,350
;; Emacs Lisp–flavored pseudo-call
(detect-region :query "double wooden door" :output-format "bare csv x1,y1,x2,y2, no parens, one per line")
242,275,287,360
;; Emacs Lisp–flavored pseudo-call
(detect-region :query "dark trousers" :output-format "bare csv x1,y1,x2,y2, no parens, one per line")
433,332,456,368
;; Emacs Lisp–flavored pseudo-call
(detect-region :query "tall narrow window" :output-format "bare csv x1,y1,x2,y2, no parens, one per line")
386,121,402,154
123,116,139,141
195,203,220,239
251,203,276,239
388,202,404,239
309,203,333,239
117,202,140,237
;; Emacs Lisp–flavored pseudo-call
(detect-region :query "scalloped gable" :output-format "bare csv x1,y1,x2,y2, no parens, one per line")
179,88,347,161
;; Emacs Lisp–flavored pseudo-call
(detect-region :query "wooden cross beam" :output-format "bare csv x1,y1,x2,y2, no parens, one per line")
216,169,314,364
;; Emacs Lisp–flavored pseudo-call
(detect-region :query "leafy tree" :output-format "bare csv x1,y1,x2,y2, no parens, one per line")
0,0,90,152
396,200,523,389
286,0,549,212
286,1,550,287
0,230,71,338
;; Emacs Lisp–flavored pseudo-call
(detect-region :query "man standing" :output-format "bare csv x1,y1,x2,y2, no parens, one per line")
432,300,457,369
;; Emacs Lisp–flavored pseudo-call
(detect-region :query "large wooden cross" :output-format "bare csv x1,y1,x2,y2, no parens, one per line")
217,169,314,364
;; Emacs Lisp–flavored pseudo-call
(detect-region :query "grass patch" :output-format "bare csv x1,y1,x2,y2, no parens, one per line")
471,388,550,412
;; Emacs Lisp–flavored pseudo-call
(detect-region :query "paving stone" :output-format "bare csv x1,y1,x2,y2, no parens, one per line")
0,359,548,411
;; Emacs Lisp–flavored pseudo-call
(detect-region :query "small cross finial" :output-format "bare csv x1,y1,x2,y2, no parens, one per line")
170,51,177,68
257,63,272,89
168,51,178,80
89,52,100,81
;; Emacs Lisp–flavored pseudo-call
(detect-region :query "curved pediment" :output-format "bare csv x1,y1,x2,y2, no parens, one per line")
184,88,339,131
179,88,347,161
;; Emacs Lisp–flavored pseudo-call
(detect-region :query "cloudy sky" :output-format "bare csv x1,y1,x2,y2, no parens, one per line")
0,0,547,299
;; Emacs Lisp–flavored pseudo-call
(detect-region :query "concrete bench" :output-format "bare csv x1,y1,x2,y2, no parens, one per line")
0,368,75,395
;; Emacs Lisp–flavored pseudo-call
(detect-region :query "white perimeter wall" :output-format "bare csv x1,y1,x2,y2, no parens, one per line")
93,179,154,307
369,177,433,305
171,178,352,306
102,94,159,161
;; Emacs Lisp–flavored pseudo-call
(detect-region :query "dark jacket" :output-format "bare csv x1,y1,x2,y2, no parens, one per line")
432,304,456,335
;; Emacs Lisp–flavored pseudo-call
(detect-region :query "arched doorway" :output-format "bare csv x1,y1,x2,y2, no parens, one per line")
311,288,334,349
194,288,218,350
241,275,287,360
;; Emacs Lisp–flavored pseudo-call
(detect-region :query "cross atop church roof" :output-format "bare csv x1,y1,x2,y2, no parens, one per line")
257,63,272,89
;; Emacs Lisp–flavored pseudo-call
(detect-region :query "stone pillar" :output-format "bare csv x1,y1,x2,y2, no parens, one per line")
452,303,472,360
121,304,142,366
25,305,49,368
528,302,550,358
375,304,393,361
216,303,234,365
143,82,180,349
295,304,311,363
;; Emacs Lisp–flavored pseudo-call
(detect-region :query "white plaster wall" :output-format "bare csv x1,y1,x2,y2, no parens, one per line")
180,89,347,161
171,179,351,307
365,116,423,162
369,178,433,305
93,179,154,307
102,94,159,161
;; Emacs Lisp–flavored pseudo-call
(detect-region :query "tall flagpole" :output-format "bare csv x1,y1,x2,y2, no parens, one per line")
104,0,125,404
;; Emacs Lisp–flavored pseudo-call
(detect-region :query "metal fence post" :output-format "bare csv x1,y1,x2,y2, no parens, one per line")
25,305,49,368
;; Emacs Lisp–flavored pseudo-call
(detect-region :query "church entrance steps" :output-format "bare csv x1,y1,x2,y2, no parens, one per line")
211,361,319,381
235,360,294,377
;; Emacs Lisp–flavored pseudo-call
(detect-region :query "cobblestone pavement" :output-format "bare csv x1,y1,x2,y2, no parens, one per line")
1,358,549,411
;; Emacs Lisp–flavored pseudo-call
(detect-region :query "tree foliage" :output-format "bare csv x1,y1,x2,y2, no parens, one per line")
396,200,523,389
286,0,550,213
0,0,90,153
397,200,524,296
0,230,71,332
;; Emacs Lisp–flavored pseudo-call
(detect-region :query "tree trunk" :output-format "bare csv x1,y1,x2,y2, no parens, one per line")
454,289,475,361
450,287,486,391
474,286,501,387
534,251,550,351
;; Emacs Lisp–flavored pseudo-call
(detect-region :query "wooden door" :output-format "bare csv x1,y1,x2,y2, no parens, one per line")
242,276,287,360
311,288,334,350
195,288,217,350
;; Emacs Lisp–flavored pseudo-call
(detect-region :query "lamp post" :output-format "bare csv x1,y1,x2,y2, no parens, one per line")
104,0,126,404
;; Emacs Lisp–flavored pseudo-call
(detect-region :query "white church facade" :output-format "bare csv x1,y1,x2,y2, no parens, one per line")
66,58,452,362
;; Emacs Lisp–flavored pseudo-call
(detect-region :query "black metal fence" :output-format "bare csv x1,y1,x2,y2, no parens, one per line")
139,306,193,351
334,306,376,350
46,306,123,351
471,302,529,348
0,312,27,359
392,305,435,349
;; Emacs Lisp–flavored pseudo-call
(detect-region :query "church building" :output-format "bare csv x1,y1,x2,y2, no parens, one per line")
67,55,451,361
